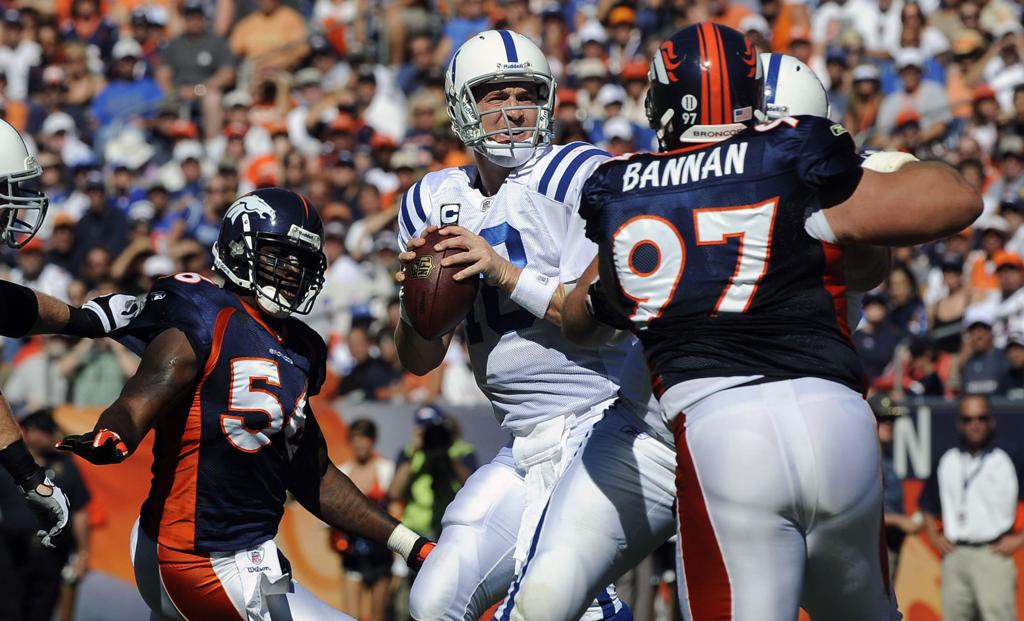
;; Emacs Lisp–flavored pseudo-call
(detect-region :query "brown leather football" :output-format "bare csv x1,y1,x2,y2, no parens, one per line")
402,230,480,339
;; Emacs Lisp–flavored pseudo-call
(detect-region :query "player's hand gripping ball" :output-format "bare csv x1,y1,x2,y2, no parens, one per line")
401,229,480,340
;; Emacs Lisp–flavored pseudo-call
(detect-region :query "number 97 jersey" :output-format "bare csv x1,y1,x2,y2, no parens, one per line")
580,116,867,399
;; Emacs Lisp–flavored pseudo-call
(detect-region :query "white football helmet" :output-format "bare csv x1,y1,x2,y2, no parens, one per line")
445,30,556,168
0,119,47,248
760,53,830,119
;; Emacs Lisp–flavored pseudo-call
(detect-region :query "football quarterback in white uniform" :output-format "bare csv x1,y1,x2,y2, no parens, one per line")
395,30,675,620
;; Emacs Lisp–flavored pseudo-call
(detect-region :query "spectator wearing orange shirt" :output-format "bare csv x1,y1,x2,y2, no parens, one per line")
228,0,309,73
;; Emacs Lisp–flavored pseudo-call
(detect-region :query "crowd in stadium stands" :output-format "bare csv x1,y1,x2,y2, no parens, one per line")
0,0,1021,618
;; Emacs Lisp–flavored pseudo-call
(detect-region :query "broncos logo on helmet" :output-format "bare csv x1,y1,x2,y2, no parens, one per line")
645,23,766,150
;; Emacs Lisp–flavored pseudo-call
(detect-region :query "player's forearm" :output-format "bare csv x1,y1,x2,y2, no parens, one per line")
316,466,401,545
562,282,616,347
843,244,891,292
826,164,982,246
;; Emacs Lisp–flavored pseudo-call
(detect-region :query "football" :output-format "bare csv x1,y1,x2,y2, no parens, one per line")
403,230,480,339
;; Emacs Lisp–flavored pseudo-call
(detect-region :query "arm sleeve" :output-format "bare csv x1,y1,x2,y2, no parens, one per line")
559,153,609,282
792,116,865,209
110,278,213,367
398,178,432,248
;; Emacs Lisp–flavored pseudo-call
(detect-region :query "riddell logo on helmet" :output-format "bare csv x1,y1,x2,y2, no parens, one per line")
496,61,532,71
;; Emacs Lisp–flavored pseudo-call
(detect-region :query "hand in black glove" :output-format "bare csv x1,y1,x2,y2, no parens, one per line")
407,537,436,572
57,429,129,465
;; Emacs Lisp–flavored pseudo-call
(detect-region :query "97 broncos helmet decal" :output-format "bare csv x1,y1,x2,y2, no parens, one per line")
212,187,327,318
646,23,766,150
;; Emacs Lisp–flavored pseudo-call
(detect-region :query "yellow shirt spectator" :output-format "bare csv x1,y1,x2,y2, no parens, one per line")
229,0,309,72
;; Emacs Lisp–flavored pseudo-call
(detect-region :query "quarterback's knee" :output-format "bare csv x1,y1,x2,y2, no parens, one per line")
409,547,462,621
512,550,590,621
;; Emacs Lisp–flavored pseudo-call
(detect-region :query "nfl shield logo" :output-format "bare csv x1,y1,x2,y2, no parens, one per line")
249,549,264,565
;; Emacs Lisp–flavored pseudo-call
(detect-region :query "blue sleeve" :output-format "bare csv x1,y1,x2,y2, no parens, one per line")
790,116,864,208
111,277,216,367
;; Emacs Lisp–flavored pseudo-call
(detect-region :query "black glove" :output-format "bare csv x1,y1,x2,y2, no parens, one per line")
57,429,129,465
407,537,436,572
586,279,633,330
22,474,71,548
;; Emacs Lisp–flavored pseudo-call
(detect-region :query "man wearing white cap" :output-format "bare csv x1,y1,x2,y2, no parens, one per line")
878,48,951,139
90,38,163,129
957,306,1009,395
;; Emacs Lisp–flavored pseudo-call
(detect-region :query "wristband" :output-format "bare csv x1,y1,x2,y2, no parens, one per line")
510,268,559,319
861,151,919,173
387,523,421,560
60,304,106,338
0,280,40,338
0,439,45,492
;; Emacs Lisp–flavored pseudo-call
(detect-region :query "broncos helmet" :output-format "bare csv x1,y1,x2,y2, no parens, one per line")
646,23,765,150
0,119,47,248
212,187,327,318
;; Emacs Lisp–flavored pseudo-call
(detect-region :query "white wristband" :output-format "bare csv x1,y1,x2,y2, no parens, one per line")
861,151,919,173
510,267,560,318
387,523,420,560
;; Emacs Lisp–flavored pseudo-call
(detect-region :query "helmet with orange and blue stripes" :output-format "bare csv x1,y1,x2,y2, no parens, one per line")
645,23,765,150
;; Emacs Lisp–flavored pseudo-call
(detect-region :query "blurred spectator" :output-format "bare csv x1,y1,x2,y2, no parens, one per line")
389,405,476,540
886,263,928,335
73,171,128,265
0,9,41,103
435,0,491,66
605,6,643,75
335,325,402,401
9,237,72,302
57,332,137,407
845,63,883,137
1001,333,1024,398
157,0,236,141
985,136,1024,214
920,394,1023,621
893,336,946,397
59,0,118,64
229,0,309,73
956,306,1008,395
928,253,969,353
977,251,1024,345
0,410,92,621
396,34,436,96
870,394,920,579
333,419,394,621
90,38,164,131
878,48,950,143
3,337,70,413
854,291,908,384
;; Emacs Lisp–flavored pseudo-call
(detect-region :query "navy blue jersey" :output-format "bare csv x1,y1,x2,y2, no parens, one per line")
114,274,328,552
581,116,866,396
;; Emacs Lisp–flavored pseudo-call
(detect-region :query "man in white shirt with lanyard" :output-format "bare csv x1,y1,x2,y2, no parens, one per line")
919,394,1024,621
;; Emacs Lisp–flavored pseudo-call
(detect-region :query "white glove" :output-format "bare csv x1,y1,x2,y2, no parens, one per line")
861,151,919,173
22,475,71,548
82,293,143,334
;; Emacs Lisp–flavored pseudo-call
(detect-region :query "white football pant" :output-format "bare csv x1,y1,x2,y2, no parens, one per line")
668,378,899,621
131,519,354,621
498,402,677,620
409,399,629,621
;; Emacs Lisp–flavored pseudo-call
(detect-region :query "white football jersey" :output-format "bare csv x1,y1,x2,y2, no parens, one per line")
399,142,636,432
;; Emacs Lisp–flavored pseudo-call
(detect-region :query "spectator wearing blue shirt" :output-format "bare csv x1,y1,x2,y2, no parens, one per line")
90,39,164,130
73,171,128,266
435,0,492,67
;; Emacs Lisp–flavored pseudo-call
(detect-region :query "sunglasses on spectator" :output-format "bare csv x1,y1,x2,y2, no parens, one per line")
960,414,992,423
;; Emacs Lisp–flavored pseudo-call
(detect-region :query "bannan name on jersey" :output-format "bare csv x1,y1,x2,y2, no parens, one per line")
620,142,748,192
